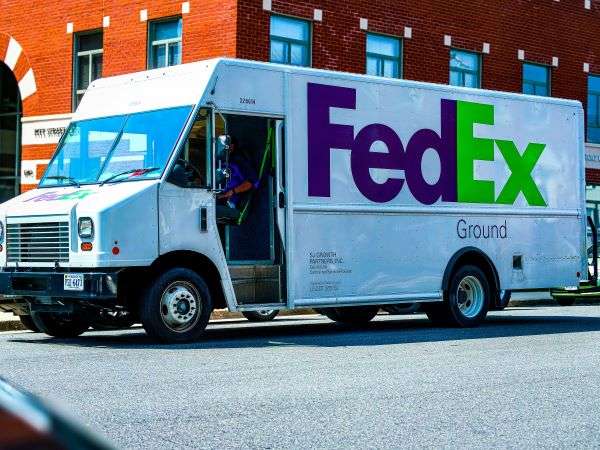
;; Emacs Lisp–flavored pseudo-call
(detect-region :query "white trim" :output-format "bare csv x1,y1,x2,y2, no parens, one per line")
359,18,368,30
313,9,322,22
584,62,590,73
66,22,74,34
552,56,559,67
404,27,412,39
182,2,190,14
518,49,525,60
294,292,443,308
482,42,490,54
262,0,271,11
22,113,73,123
293,203,580,218
4,38,22,70
140,9,148,22
103,16,110,28
18,69,37,100
21,159,51,184
585,0,591,9
444,35,452,46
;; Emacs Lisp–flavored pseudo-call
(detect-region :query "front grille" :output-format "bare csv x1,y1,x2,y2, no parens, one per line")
6,221,70,263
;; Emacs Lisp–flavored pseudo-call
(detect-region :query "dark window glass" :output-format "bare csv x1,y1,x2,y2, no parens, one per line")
366,33,402,78
73,31,103,110
588,75,600,144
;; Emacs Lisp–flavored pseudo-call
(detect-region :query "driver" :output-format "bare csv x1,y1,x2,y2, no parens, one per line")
216,137,259,222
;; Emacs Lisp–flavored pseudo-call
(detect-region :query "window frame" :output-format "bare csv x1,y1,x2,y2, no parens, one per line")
147,16,183,70
522,62,551,97
72,29,103,111
269,14,312,67
449,48,482,89
365,32,403,79
588,74,600,144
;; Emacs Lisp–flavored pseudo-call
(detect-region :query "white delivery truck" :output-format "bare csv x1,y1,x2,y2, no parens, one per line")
0,59,587,342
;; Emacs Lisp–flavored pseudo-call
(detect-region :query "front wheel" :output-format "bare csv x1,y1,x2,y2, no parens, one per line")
242,310,279,322
31,312,90,338
140,268,213,343
425,264,491,327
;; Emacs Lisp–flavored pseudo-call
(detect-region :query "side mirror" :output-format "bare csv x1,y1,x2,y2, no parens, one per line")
216,135,231,162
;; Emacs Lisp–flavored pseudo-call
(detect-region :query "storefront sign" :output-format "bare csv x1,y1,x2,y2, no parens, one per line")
22,114,72,145
586,144,600,170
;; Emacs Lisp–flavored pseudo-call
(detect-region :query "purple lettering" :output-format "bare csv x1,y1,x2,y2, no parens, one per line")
351,124,405,203
307,83,356,197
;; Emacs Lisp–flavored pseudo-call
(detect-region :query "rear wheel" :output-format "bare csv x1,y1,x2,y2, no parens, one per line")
242,310,279,322
320,306,379,325
140,268,213,343
31,312,90,338
19,315,40,332
425,264,491,327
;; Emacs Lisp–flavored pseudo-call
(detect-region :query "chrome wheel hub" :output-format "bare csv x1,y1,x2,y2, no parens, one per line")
160,281,201,333
457,275,484,319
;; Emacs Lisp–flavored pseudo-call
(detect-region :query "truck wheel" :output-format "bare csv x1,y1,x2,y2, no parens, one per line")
30,312,90,338
556,297,576,307
140,268,213,343
426,265,491,327
242,310,279,322
19,315,40,332
321,306,379,325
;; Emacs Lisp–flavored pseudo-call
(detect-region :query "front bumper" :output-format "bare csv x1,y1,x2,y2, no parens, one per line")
0,270,119,300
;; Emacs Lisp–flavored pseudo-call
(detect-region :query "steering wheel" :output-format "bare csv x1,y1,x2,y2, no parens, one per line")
177,158,204,183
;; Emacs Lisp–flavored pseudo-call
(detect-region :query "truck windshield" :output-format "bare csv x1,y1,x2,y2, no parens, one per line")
40,105,192,187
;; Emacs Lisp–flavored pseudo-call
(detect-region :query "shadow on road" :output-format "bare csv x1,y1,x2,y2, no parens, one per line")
8,310,600,350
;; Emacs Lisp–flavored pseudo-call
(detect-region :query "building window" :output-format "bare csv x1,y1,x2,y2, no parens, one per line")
366,33,402,78
270,15,311,67
588,75,600,143
148,18,182,69
73,31,103,110
522,63,550,96
449,49,480,88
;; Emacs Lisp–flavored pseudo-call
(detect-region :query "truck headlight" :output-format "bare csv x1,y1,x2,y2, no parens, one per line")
78,217,94,239
0,221,4,244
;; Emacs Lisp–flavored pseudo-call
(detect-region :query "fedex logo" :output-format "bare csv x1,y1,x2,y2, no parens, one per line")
307,83,547,206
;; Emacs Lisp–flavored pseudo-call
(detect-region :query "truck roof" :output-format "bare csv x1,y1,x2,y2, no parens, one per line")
74,57,582,121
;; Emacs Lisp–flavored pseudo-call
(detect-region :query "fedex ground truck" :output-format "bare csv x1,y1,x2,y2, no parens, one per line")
0,59,587,343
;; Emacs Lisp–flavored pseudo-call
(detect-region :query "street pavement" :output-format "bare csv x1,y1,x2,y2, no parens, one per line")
1,305,600,449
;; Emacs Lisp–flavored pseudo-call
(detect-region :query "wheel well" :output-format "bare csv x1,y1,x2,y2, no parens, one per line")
150,251,226,310
442,247,500,304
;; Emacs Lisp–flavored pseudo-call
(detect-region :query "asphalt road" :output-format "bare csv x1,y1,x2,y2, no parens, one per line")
2,305,600,449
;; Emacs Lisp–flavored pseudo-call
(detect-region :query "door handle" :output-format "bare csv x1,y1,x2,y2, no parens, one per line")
200,207,207,232
278,192,285,208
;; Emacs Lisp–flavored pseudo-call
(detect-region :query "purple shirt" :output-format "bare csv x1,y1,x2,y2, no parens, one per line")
225,157,259,207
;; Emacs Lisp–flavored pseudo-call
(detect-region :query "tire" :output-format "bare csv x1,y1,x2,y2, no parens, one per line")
19,315,40,332
491,290,512,311
556,297,576,307
242,310,279,322
382,303,420,315
30,312,90,338
320,306,379,325
425,264,491,327
140,268,213,343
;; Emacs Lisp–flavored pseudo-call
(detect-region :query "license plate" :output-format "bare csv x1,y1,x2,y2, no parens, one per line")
64,274,84,291
564,286,578,291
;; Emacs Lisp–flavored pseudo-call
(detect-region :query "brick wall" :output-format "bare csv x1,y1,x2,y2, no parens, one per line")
2,0,600,188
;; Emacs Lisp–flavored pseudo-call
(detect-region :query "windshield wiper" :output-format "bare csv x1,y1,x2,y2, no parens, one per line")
45,176,81,188
99,167,160,186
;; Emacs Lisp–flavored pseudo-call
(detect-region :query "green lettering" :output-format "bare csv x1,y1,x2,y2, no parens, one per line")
457,101,495,203
495,140,546,206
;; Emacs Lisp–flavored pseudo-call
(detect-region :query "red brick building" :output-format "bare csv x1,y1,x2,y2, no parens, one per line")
2,0,600,214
